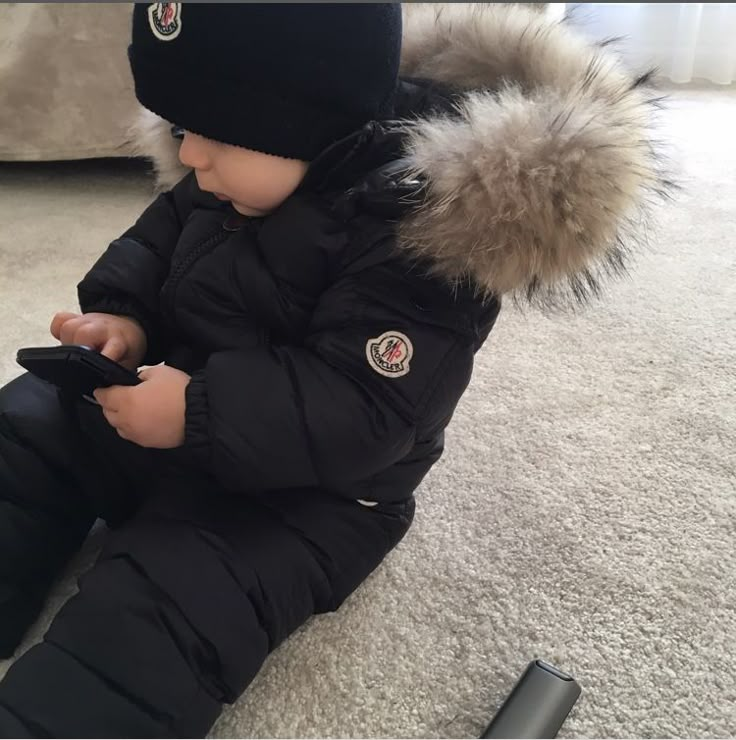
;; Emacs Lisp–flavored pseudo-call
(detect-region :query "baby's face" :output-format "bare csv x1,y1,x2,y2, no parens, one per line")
179,132,309,216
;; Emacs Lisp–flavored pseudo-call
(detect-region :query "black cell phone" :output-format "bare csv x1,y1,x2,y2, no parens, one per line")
16,345,141,401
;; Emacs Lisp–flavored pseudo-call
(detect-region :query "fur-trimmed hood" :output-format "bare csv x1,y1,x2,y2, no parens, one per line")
132,3,669,305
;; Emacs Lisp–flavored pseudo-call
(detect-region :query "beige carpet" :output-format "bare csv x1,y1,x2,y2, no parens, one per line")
0,89,734,738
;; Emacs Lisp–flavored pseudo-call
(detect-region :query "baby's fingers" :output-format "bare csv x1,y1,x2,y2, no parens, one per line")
67,321,108,351
93,387,111,407
101,335,127,363
100,405,119,427
50,312,80,341
93,384,129,411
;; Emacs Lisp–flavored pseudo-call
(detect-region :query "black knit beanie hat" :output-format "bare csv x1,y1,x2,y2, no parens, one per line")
128,3,402,161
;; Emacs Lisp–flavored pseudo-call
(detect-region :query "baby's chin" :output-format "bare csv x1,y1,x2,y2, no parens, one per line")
230,201,269,217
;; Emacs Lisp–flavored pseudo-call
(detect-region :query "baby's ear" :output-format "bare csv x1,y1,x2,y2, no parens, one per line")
126,108,190,192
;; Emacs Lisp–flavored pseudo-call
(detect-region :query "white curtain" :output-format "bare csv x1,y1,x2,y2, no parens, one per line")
548,3,736,85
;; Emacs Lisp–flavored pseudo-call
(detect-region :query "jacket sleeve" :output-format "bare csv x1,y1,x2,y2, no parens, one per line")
76,172,196,365
180,259,480,495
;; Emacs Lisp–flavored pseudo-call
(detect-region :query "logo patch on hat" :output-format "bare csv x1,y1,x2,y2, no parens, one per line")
366,332,413,378
148,2,182,42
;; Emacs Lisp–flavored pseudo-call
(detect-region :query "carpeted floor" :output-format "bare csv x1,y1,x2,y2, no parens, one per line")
0,88,734,738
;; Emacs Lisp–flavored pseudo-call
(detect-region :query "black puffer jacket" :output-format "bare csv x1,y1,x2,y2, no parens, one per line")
80,80,499,504
81,3,665,504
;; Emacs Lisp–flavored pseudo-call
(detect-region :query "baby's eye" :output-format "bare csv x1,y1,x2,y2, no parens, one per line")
170,126,185,141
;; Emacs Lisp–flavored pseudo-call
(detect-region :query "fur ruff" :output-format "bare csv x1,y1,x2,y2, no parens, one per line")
397,3,671,305
131,3,672,305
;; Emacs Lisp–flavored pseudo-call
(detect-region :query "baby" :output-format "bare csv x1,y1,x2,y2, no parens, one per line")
0,3,662,736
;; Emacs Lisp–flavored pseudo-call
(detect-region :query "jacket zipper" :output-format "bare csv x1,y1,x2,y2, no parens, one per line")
161,215,263,342
161,226,231,321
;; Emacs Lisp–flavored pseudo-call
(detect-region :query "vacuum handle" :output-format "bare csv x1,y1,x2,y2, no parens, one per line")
481,660,582,739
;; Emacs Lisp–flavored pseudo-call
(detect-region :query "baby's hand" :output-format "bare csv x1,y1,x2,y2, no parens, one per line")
50,311,147,371
93,365,191,449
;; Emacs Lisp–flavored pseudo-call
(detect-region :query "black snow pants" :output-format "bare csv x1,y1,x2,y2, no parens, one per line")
0,373,414,737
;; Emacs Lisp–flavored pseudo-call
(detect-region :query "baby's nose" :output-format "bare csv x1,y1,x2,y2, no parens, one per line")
178,132,211,170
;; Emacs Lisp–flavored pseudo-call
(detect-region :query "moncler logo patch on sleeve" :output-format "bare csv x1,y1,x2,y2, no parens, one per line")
148,2,182,41
366,332,413,378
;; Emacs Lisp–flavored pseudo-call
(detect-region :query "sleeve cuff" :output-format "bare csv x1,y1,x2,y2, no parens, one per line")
181,371,212,469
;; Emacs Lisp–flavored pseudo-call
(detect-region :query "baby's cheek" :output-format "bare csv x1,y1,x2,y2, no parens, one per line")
226,156,306,214
232,182,285,214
